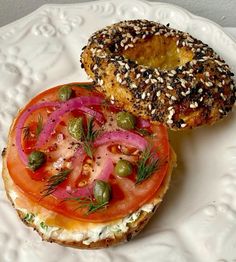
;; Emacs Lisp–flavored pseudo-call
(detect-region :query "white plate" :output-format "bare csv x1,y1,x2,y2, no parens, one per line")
0,0,236,261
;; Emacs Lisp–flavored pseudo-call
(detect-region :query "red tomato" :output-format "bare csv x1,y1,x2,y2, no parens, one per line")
6,83,171,222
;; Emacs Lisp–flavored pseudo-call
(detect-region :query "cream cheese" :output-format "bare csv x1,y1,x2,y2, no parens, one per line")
10,186,156,245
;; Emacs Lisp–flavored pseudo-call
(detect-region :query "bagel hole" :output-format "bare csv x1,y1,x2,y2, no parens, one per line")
122,35,193,70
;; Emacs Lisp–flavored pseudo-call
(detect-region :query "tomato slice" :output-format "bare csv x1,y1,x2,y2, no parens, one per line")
6,83,171,223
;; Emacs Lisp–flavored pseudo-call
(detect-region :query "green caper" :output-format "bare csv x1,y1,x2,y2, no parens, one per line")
68,117,84,140
93,180,111,204
116,111,135,130
58,85,73,101
28,151,46,171
115,159,133,177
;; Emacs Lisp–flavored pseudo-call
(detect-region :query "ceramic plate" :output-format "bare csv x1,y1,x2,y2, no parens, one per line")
0,0,236,261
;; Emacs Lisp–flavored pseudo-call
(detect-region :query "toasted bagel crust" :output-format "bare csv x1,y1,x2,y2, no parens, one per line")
81,19,236,130
2,148,175,249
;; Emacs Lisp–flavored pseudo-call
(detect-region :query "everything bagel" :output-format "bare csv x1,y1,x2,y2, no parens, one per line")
81,19,236,130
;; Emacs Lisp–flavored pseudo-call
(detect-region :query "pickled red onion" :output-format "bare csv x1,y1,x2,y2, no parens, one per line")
37,96,103,147
68,147,86,187
53,158,113,199
97,158,113,181
94,131,148,151
15,101,60,164
78,106,104,123
52,184,93,199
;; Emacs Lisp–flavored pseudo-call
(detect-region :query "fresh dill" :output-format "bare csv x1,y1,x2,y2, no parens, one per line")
86,117,99,142
23,213,35,223
64,197,108,215
40,221,48,230
41,169,72,197
36,114,43,137
83,140,94,159
136,148,159,184
87,201,108,214
82,117,99,158
135,128,152,137
74,83,94,90
22,126,30,140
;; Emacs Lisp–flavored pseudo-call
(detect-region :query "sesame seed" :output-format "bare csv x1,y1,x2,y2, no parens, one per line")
151,79,157,83
186,89,191,95
167,119,173,125
171,96,177,101
220,93,226,100
167,85,173,90
190,102,198,108
125,64,130,70
181,123,187,128
156,90,161,97
130,83,137,88
206,82,213,87
141,92,146,99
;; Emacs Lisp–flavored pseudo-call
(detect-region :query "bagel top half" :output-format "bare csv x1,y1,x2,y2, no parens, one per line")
81,19,236,130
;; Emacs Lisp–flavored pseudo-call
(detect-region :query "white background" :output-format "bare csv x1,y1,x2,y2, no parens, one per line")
0,0,236,27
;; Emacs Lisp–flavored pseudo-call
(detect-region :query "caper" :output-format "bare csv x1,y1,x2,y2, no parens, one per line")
58,85,73,101
68,117,84,140
116,111,135,130
28,151,46,171
93,180,111,204
115,159,132,177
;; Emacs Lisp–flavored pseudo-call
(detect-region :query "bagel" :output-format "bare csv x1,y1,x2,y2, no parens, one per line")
81,19,236,130
2,82,176,249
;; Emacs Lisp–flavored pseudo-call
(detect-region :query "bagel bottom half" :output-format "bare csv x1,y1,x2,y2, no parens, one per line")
2,147,175,249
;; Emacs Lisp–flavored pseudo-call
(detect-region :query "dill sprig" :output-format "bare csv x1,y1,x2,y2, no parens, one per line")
87,201,108,214
41,169,72,197
86,117,99,142
83,140,94,159
83,117,99,158
135,128,152,137
136,148,159,184
74,83,94,90
36,114,43,137
64,197,108,215
22,126,30,140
